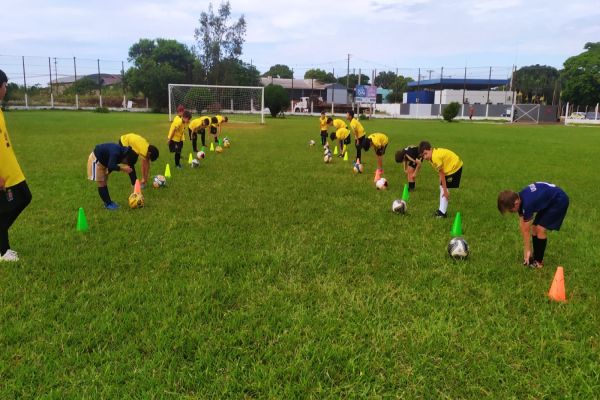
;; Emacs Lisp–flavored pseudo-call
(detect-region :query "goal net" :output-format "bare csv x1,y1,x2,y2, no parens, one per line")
168,84,264,123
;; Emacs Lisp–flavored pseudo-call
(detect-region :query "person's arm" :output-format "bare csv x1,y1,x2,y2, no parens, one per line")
141,158,150,185
439,170,449,199
519,216,533,263
413,159,422,178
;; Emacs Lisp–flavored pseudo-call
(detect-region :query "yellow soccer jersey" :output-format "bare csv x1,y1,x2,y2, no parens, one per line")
335,128,350,140
349,118,365,139
0,110,25,187
319,115,328,131
189,116,210,132
431,148,463,176
120,133,149,159
168,117,186,142
211,115,226,128
332,119,346,131
368,133,389,149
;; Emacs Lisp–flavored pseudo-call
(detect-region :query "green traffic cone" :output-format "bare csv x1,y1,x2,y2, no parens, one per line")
188,153,193,164
218,138,223,146
401,183,410,202
451,212,463,237
77,207,89,232
165,163,171,178
210,142,215,152
333,146,338,155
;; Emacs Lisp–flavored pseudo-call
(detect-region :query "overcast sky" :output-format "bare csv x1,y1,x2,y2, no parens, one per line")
2,0,599,83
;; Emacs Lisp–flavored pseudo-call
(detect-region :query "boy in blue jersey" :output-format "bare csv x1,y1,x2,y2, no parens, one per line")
497,182,569,269
87,143,138,209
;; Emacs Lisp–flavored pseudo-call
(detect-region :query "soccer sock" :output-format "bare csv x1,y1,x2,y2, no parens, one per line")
98,186,111,205
439,186,448,214
535,238,547,263
201,132,206,146
409,182,415,190
532,236,539,262
0,223,9,255
192,138,198,153
175,153,181,166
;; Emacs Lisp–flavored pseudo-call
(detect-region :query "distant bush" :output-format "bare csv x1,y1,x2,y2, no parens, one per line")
95,106,110,113
443,102,461,122
264,84,289,117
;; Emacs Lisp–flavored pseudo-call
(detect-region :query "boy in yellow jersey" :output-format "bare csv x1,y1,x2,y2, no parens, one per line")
327,117,350,157
363,133,389,174
346,111,367,164
319,111,329,147
168,110,191,169
188,116,211,152
419,141,463,218
210,115,228,145
0,70,32,261
119,133,159,188
328,127,351,157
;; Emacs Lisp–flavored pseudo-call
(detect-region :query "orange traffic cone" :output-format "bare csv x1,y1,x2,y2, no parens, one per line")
134,179,142,195
548,266,566,303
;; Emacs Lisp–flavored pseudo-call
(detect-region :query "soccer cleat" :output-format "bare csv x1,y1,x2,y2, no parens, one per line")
527,260,544,269
176,165,183,169
434,210,447,218
1,249,19,262
105,201,120,210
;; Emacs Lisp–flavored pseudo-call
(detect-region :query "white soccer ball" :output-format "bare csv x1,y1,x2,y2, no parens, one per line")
324,148,331,156
309,140,316,146
152,175,166,188
197,151,206,159
191,159,200,168
448,237,469,260
324,154,332,163
392,199,407,214
376,178,388,190
353,163,364,174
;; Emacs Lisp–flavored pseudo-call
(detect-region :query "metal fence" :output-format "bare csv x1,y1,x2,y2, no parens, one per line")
0,54,148,110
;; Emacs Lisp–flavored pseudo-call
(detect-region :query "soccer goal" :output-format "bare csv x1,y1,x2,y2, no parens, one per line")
168,84,265,123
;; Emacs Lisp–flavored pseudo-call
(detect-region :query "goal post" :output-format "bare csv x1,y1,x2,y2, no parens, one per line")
168,84,264,124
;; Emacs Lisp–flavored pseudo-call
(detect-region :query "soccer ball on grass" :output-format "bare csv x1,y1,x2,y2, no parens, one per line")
448,237,469,259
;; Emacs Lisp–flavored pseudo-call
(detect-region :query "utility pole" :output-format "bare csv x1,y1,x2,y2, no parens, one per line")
347,53,351,103
427,69,434,80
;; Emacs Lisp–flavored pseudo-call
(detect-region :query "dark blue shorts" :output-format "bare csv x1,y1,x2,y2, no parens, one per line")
533,192,569,231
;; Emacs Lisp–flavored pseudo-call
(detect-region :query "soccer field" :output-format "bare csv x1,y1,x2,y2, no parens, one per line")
2,110,599,398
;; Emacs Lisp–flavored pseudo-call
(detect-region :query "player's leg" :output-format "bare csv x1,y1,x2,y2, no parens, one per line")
200,128,206,147
0,181,32,258
407,165,416,190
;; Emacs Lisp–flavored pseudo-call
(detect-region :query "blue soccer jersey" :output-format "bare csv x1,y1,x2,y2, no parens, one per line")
518,182,565,221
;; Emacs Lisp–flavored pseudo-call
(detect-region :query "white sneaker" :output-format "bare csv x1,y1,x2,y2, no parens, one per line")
1,249,19,261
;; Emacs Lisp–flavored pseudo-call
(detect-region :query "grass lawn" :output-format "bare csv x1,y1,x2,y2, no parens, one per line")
1,110,599,398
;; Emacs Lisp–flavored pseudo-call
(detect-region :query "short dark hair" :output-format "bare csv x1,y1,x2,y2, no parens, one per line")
0,69,7,84
326,117,333,124
418,140,432,155
347,110,355,118
147,145,159,161
320,111,326,115
395,149,406,163
223,116,228,122
182,110,192,120
497,190,519,214
211,116,218,124
329,132,336,141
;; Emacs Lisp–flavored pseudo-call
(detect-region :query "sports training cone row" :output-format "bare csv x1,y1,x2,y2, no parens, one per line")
548,266,567,302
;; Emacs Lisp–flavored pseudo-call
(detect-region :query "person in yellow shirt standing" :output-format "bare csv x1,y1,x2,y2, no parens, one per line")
0,70,32,261
168,110,191,169
119,133,159,188
188,116,211,152
363,133,389,176
419,141,463,218
346,111,367,165
319,111,329,147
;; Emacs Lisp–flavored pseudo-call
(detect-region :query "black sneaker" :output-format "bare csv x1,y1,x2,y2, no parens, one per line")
527,260,544,269
434,210,447,218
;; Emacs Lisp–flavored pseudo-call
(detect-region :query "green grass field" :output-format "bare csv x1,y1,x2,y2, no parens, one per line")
1,110,599,398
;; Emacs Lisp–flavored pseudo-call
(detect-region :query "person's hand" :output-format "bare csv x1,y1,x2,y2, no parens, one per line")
523,250,532,265
0,177,5,191
443,189,450,199
122,165,133,174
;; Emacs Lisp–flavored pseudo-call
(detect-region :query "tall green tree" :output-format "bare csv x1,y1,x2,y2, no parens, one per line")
337,74,370,89
194,1,246,84
262,64,293,79
304,69,336,83
560,42,600,106
264,84,289,117
514,65,559,104
374,71,398,88
126,38,202,109
386,76,414,103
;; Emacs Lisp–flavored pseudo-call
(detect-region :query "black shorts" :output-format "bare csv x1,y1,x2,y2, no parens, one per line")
169,140,183,153
407,161,418,169
375,145,388,156
0,181,32,213
533,192,569,231
444,167,462,188
320,130,328,137
210,126,217,135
